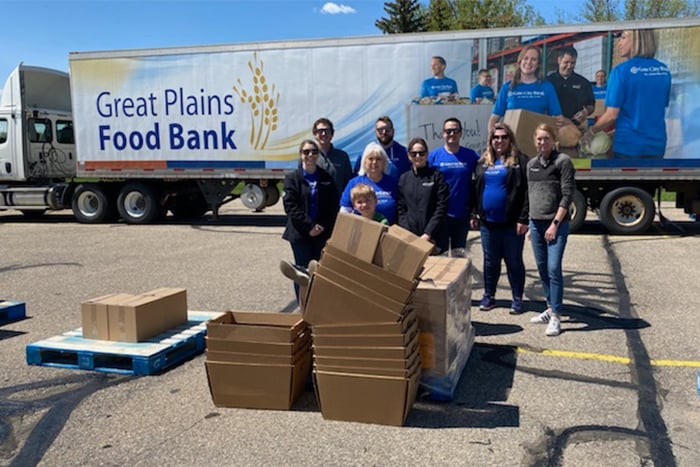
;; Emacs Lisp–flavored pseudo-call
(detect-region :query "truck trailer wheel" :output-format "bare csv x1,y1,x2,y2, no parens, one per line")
71,184,115,223
240,183,267,211
117,183,163,224
265,185,280,207
599,187,655,235
568,190,587,233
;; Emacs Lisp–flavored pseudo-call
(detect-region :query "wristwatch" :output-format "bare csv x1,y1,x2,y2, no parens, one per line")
552,219,560,226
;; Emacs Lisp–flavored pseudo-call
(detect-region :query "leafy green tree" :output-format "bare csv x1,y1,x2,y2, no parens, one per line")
375,0,427,34
426,0,454,31
581,0,621,21
624,0,699,18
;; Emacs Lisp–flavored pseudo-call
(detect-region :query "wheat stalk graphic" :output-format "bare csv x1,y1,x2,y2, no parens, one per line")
232,52,280,150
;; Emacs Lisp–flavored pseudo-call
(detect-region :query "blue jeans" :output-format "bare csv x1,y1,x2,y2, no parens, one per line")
436,216,468,254
529,220,570,313
480,224,525,300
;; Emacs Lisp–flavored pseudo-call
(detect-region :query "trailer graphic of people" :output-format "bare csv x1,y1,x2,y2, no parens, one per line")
420,56,459,101
583,29,672,158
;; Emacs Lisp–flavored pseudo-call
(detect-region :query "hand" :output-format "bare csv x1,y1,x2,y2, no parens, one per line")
580,129,595,147
309,224,324,237
516,223,529,236
469,218,479,230
420,233,431,242
545,223,558,242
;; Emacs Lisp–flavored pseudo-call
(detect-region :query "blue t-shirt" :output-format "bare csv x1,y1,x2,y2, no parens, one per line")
420,77,459,98
482,161,508,223
428,146,480,218
470,84,495,102
606,56,671,157
492,80,562,117
340,175,399,224
592,85,607,100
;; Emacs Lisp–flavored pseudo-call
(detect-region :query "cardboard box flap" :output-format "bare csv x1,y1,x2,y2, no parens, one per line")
327,212,386,263
373,225,434,281
206,311,307,342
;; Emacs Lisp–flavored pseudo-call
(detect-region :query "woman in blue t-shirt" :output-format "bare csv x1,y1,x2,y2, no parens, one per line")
470,123,530,315
583,29,671,158
488,45,563,133
340,142,399,224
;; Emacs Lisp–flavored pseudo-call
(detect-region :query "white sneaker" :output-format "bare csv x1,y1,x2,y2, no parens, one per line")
530,308,551,324
545,315,561,336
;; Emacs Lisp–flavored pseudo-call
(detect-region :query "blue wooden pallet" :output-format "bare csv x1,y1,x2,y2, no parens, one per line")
0,300,26,325
26,311,223,376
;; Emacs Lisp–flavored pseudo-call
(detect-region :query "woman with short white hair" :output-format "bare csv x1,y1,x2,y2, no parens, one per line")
340,142,399,223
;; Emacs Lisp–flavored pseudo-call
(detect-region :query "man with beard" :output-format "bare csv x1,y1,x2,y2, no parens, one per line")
354,116,409,179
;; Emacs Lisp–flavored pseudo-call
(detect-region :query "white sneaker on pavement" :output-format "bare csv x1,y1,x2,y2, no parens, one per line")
545,314,561,336
530,308,552,324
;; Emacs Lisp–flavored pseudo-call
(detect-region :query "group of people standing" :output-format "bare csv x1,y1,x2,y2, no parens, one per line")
282,112,575,337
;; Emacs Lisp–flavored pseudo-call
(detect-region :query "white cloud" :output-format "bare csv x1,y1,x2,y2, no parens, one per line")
320,2,356,14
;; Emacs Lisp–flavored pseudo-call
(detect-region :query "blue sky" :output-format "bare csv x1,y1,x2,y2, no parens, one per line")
1,0,561,87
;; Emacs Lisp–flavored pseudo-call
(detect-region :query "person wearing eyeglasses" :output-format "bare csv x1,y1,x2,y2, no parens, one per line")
312,117,353,194
282,139,339,304
470,69,495,104
428,118,480,254
470,123,529,314
397,137,449,246
340,142,399,224
488,45,562,136
353,116,409,179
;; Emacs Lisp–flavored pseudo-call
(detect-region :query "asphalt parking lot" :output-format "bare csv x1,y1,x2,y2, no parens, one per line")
1,201,699,466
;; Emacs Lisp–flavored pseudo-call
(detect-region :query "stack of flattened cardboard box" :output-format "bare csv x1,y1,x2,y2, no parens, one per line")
205,311,312,410
304,213,434,426
80,288,188,342
411,256,474,400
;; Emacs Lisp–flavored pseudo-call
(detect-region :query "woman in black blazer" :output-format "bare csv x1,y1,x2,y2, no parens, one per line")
282,139,339,302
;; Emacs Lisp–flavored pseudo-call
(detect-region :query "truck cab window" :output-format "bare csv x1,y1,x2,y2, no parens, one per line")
28,118,52,143
0,119,7,144
57,120,74,144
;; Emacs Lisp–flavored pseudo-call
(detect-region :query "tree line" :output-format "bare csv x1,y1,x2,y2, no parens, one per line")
375,0,700,33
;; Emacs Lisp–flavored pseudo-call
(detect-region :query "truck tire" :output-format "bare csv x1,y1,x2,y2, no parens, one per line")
265,185,280,207
568,190,587,233
117,183,163,224
71,184,115,223
599,187,655,235
240,183,267,211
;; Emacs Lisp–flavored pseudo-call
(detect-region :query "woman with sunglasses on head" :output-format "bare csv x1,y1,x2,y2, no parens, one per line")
282,139,339,303
397,137,449,247
470,123,529,314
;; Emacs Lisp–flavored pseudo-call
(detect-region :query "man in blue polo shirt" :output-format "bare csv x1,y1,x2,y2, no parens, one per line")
470,69,495,103
420,56,459,99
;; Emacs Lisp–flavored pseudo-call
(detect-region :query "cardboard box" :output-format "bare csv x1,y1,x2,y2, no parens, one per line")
321,245,416,303
206,311,306,343
108,288,188,342
373,225,434,281
327,212,386,263
206,353,311,410
412,257,472,376
503,109,558,158
313,367,420,426
303,274,404,325
312,320,419,347
311,311,416,336
314,355,421,378
80,293,121,340
206,334,310,355
314,347,420,370
314,267,407,315
206,346,309,365
313,332,419,359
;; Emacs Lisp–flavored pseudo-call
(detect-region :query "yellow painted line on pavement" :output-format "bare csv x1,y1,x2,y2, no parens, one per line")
518,348,700,368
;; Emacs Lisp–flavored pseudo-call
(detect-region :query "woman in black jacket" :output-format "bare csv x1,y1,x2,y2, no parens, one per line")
397,137,449,250
282,139,339,302
470,123,529,314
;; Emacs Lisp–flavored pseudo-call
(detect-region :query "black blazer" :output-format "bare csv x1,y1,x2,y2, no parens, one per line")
471,152,530,226
282,167,339,243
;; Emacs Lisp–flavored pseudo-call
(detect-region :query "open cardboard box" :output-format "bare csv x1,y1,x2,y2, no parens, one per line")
311,311,416,336
206,311,306,343
312,320,419,347
373,225,434,281
314,355,421,378
303,274,406,325
312,332,419,359
327,212,386,263
314,267,408,315
206,333,310,355
206,353,311,410
313,366,421,426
